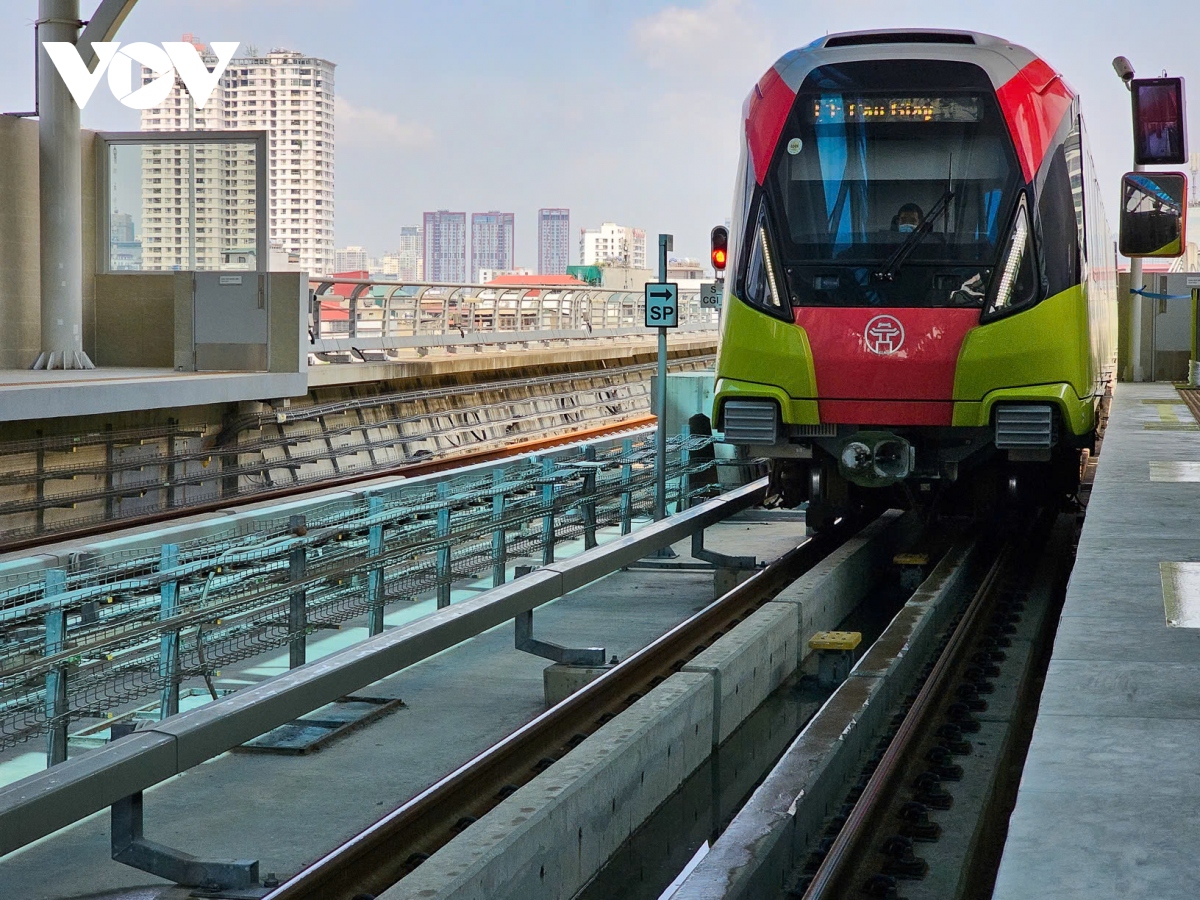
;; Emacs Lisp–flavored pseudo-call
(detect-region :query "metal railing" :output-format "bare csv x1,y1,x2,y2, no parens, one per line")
0,478,768,860
0,433,742,756
308,278,720,358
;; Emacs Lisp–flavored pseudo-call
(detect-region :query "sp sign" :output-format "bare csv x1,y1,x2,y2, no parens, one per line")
42,41,240,110
645,283,678,328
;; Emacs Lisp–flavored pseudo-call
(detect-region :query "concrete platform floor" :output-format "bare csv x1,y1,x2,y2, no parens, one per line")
0,333,718,422
0,513,806,899
992,382,1200,900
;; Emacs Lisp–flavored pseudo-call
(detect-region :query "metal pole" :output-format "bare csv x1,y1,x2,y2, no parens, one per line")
540,457,555,565
619,438,633,535
491,468,507,587
44,568,68,766
581,445,598,550
366,496,385,636
436,482,451,608
34,0,94,370
655,234,670,521
157,544,180,719
288,515,307,668
1130,162,1146,382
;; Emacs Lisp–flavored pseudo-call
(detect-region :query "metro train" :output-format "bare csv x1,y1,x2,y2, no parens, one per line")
712,29,1118,528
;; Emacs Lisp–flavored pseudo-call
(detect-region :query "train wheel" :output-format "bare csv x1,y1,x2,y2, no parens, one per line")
768,460,810,508
805,461,848,532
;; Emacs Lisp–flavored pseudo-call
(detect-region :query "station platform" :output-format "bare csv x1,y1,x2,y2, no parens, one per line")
0,512,805,899
0,334,716,424
993,382,1200,899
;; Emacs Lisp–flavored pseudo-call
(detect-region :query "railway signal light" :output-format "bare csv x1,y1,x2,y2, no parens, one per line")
710,226,728,272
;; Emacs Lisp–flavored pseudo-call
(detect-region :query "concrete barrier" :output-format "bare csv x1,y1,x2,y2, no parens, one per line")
669,541,978,900
383,671,715,900
683,601,797,746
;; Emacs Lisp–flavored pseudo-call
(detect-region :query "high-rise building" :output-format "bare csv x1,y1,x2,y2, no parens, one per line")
396,225,423,281
579,222,647,269
111,212,136,243
470,211,515,283
335,245,369,272
537,208,570,275
139,39,336,275
423,211,467,283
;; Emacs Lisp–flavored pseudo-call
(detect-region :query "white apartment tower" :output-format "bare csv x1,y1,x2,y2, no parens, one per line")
579,222,647,269
139,39,336,275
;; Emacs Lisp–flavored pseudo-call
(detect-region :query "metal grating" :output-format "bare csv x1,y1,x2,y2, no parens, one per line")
794,424,837,438
723,401,778,444
994,405,1055,449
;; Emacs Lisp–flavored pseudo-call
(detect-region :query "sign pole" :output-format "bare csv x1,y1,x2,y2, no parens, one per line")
655,234,672,521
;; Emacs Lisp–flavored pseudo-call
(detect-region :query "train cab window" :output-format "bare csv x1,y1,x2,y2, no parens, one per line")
760,60,1024,309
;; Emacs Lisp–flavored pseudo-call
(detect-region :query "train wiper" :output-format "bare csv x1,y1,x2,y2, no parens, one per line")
873,187,954,282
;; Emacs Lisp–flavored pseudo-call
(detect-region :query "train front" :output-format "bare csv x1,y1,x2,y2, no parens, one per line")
714,30,1104,527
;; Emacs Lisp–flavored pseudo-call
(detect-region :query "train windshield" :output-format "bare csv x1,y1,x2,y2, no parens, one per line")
765,60,1023,307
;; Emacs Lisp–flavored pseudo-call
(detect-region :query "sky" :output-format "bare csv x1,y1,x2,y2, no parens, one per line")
0,0,1196,269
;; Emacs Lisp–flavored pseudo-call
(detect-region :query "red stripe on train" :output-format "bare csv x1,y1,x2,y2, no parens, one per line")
995,57,1074,183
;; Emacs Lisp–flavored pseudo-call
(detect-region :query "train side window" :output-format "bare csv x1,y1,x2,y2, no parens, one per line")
1036,144,1080,295
744,207,789,317
1065,119,1087,267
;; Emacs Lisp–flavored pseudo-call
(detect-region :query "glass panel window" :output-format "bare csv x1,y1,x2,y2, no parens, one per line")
760,60,1024,308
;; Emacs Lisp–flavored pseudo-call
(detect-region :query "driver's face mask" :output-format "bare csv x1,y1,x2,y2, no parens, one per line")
898,223,916,233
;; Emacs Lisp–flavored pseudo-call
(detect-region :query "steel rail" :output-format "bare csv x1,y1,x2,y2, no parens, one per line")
0,479,767,857
264,515,856,900
800,542,1011,900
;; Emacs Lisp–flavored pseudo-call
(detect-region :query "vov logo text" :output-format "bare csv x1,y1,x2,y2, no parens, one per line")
42,41,240,110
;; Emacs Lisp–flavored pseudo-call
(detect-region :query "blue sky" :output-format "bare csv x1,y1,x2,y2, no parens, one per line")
0,0,1194,268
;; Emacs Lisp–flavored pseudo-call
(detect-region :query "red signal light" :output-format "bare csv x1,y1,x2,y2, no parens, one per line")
710,225,729,272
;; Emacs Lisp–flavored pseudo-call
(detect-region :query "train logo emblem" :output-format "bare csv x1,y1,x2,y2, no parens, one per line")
864,315,904,355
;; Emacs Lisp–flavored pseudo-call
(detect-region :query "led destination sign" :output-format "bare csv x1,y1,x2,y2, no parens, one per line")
808,96,982,124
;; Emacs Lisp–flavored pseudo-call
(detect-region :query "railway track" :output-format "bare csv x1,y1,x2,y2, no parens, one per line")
0,414,656,556
263,517,861,900
793,511,1071,900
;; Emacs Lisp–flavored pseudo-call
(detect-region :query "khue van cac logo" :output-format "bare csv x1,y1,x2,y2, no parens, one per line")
864,315,905,355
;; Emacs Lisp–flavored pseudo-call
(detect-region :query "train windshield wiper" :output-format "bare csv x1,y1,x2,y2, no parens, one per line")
873,187,954,282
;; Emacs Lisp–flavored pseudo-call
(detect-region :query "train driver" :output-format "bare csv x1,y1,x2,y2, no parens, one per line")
892,203,924,234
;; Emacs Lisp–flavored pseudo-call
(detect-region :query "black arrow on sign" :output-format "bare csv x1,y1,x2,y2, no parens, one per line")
648,287,674,299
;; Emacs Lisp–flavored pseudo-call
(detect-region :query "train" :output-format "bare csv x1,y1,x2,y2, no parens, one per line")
712,29,1118,528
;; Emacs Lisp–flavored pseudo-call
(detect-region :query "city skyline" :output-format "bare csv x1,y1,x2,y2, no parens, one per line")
12,1,1195,267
